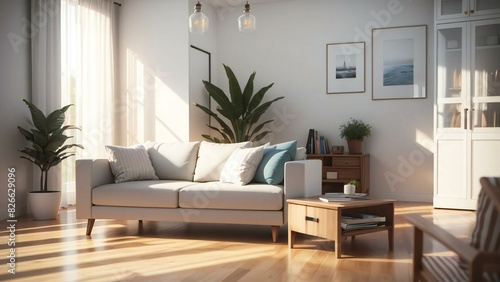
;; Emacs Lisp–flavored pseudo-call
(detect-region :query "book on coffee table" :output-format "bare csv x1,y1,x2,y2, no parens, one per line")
341,213,386,224
319,193,368,202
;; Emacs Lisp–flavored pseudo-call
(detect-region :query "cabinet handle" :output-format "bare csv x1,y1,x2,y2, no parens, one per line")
464,10,468,14
470,9,475,14
471,108,474,130
305,216,319,223
464,108,468,130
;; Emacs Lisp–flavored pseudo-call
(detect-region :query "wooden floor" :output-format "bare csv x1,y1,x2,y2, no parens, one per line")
0,202,475,282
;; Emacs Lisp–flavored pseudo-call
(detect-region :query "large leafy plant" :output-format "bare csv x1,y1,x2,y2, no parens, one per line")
195,64,284,143
18,99,83,192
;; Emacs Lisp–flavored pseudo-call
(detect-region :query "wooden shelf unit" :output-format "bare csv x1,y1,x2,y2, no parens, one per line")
306,154,370,195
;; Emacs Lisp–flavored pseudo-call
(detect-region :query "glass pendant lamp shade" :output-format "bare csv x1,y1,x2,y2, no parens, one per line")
238,2,256,32
189,1,208,34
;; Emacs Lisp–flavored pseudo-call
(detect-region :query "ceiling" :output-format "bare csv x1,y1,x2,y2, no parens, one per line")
203,0,292,8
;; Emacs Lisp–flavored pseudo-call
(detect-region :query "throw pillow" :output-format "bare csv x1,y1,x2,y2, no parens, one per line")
105,144,159,183
144,141,200,181
253,148,292,185
266,140,297,160
295,147,306,160
219,146,265,185
193,141,252,182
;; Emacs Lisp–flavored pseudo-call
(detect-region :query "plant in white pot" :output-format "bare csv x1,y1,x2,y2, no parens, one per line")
18,99,83,220
344,179,359,194
339,118,371,155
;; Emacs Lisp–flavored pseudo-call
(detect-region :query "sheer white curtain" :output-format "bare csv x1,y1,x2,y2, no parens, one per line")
60,0,118,207
31,0,62,194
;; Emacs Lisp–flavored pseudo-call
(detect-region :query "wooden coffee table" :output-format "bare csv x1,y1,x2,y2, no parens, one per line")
287,197,395,258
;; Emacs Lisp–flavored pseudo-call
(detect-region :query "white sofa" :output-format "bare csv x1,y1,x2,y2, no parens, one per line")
76,141,321,242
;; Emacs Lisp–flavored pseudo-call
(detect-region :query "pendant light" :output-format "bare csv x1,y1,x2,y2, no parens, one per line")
189,1,209,34
238,1,256,32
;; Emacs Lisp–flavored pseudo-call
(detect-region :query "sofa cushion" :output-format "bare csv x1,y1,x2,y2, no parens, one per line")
179,182,284,211
145,141,200,181
92,180,196,208
193,141,252,182
219,146,265,185
105,144,158,183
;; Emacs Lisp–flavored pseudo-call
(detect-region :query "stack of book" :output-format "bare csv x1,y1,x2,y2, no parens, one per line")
340,213,386,231
306,129,330,154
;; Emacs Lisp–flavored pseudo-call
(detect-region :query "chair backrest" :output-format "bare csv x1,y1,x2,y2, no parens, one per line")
470,177,500,251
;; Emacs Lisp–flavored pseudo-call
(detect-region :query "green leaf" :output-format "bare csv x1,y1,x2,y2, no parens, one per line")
45,134,70,152
247,83,274,114
203,80,237,121
46,104,72,133
223,64,244,117
32,130,48,149
17,126,34,141
22,99,47,134
242,72,256,115
248,119,273,138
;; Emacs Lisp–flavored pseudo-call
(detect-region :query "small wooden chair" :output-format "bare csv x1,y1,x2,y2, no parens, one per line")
405,177,500,282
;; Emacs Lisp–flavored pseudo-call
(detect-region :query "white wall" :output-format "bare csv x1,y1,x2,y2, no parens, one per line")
189,0,219,142
118,0,190,144
0,0,33,219
215,0,435,201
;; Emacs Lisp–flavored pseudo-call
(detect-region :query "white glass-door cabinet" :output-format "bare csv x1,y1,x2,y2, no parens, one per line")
436,0,500,22
434,18,500,209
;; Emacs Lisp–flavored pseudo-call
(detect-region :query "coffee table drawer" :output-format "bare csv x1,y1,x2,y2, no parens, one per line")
289,204,338,239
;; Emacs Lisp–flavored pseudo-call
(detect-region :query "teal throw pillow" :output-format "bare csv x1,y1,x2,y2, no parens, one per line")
268,140,297,160
253,148,292,185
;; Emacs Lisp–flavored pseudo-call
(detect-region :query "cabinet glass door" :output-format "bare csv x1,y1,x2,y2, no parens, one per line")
474,0,500,16
472,20,500,128
438,0,467,19
436,24,467,130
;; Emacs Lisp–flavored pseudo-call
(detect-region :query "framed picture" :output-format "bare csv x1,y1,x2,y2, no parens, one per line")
372,25,427,100
326,42,365,94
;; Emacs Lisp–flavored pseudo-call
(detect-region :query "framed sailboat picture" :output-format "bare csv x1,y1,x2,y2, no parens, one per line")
326,42,365,94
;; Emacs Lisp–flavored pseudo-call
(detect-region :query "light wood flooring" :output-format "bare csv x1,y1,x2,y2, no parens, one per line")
0,202,475,282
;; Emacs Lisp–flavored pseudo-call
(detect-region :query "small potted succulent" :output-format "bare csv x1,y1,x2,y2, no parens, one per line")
344,179,359,194
339,118,371,154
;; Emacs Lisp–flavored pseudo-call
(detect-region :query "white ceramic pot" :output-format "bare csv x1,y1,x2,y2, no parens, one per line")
344,184,356,194
28,191,61,220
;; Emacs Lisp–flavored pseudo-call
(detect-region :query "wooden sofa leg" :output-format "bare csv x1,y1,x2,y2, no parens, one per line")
86,219,95,235
271,226,279,242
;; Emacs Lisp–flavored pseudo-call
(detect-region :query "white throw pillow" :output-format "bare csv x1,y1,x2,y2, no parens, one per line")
220,146,265,185
105,144,159,183
295,147,307,160
193,141,252,182
144,141,200,181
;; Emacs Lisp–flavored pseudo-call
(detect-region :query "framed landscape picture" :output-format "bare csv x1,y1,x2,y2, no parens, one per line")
372,25,427,100
327,42,365,94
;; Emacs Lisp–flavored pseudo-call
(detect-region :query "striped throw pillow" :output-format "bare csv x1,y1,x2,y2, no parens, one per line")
219,146,265,185
105,144,159,183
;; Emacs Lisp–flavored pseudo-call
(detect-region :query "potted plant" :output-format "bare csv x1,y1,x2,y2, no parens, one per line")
339,118,371,154
194,64,284,143
18,99,83,220
344,179,359,194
